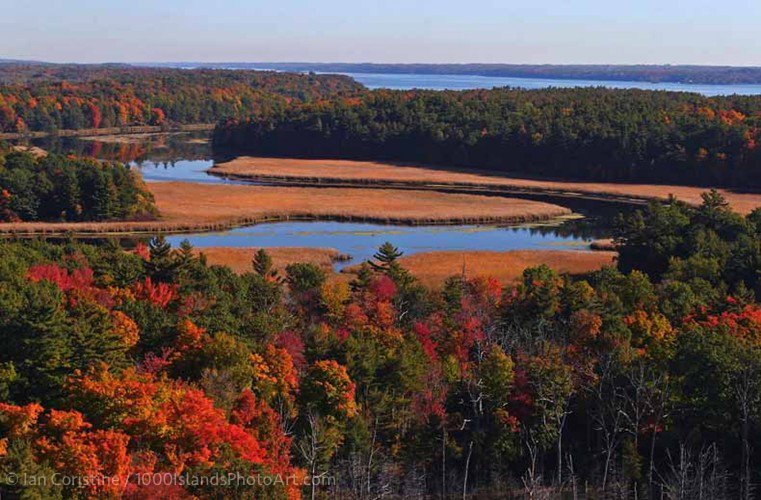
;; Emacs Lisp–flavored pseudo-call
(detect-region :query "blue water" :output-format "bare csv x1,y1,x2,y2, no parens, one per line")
344,72,761,96
133,159,233,184
242,66,761,96
165,220,593,270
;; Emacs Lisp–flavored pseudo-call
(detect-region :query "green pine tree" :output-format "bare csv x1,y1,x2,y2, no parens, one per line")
147,235,179,282
369,242,403,272
252,248,273,276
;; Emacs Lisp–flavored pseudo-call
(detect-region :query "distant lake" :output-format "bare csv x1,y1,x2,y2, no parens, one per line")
245,68,761,96
343,72,761,96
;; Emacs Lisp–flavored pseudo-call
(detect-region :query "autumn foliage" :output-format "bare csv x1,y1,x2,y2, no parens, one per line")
2,192,761,497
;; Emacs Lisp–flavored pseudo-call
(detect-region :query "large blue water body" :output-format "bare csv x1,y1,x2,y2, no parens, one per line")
248,69,761,96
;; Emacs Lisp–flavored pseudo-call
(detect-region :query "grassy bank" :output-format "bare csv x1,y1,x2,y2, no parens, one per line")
365,249,618,288
212,156,761,214
0,123,214,141
193,246,616,288
196,247,343,274
0,182,571,236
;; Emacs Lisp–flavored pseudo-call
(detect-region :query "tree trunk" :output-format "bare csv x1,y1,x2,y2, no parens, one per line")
441,425,446,499
463,440,473,500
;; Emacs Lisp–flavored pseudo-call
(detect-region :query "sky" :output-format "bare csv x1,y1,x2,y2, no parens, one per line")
2,0,761,66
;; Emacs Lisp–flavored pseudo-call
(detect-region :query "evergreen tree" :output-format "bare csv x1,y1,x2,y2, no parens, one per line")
370,242,403,272
146,235,178,283
176,239,197,273
252,248,280,282
285,263,326,295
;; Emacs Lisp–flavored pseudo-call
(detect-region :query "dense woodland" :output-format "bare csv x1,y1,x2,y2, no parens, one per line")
214,87,761,186
2,64,761,498
0,65,361,133
0,150,156,222
0,192,760,498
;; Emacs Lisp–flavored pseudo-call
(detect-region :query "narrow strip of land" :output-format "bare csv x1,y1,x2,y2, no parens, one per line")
196,247,343,274
386,249,617,287
212,156,761,214
193,246,616,287
0,123,214,141
0,182,570,235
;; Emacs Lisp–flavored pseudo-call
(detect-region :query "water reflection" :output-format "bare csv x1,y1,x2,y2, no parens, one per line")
165,219,608,271
24,130,213,164
9,130,635,263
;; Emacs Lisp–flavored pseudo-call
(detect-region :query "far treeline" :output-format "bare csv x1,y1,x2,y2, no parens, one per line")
214,88,761,187
0,65,362,133
228,62,761,85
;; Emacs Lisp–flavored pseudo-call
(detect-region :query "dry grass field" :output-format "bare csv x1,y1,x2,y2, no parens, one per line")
196,247,341,274
347,249,618,288
194,246,616,288
0,182,570,235
10,145,48,158
213,156,761,214
590,239,618,251
79,133,181,144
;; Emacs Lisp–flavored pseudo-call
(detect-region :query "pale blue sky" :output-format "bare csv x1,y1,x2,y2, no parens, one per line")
3,0,760,65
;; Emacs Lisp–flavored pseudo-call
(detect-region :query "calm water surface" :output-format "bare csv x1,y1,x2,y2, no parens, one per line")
347,72,761,95
23,131,627,267
243,69,761,96
20,70,713,265
165,219,601,271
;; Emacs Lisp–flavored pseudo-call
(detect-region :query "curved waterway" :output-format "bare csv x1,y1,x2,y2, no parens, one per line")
164,219,600,271
22,131,628,269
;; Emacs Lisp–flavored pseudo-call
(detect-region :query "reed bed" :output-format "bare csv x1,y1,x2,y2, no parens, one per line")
195,247,341,274
590,239,618,251
0,182,570,236
213,156,761,214
341,249,617,288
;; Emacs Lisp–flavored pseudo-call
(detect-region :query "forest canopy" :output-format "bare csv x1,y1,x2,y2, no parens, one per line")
0,65,363,133
214,87,761,186
0,194,760,497
0,149,156,222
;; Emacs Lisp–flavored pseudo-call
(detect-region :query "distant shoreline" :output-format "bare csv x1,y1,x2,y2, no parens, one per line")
148,62,761,86
4,59,761,85
0,123,214,141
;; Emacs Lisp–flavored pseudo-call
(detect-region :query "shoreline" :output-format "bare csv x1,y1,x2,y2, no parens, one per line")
0,212,572,237
0,123,214,141
0,182,572,236
211,170,653,207
195,246,344,274
211,156,761,214
192,246,617,287
344,249,617,287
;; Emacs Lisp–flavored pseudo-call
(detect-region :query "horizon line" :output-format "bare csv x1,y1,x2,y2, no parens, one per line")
3,58,761,69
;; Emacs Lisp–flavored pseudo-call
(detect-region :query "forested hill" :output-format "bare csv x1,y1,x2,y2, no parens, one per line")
163,62,761,85
213,87,761,187
0,65,363,133
2,193,761,498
